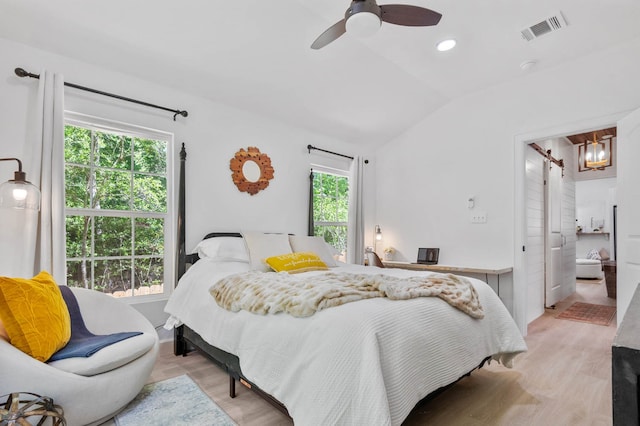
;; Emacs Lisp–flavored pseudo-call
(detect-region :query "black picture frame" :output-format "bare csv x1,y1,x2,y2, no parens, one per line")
417,248,439,265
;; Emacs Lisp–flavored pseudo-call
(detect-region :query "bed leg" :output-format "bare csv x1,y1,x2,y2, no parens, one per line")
230,376,236,398
174,325,187,356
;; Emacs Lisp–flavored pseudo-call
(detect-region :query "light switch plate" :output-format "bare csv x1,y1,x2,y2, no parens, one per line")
471,211,487,224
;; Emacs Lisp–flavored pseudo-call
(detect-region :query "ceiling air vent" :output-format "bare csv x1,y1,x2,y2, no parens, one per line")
520,12,567,42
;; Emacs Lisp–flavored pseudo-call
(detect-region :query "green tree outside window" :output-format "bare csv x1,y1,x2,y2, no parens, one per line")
64,123,169,298
312,171,349,259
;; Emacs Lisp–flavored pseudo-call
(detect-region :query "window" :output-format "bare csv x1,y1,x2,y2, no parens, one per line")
312,170,349,260
64,116,173,299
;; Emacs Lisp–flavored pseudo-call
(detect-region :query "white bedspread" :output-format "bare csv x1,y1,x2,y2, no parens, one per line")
165,261,527,426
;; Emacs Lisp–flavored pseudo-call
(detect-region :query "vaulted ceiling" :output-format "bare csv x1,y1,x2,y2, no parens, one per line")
1,0,640,147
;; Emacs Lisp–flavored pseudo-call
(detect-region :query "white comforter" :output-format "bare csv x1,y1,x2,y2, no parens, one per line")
165,261,527,426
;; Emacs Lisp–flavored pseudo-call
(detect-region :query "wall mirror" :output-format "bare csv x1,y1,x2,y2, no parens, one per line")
230,147,274,195
242,160,261,183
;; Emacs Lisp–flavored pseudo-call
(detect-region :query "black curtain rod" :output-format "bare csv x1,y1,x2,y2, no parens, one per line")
15,67,188,121
307,144,353,160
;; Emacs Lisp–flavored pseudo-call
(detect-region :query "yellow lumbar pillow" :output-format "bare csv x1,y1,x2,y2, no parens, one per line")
0,271,71,362
265,252,328,274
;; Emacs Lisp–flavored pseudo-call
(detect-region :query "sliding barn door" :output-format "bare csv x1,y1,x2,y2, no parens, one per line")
545,160,563,307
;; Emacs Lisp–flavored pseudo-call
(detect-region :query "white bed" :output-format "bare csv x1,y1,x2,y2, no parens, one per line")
165,255,527,425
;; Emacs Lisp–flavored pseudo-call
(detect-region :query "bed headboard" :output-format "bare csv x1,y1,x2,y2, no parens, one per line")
202,232,242,240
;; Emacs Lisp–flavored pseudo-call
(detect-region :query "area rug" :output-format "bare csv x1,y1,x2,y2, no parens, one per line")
557,302,616,326
115,375,237,426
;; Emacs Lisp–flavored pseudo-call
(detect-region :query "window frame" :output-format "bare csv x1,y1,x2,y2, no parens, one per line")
64,112,175,303
311,164,350,258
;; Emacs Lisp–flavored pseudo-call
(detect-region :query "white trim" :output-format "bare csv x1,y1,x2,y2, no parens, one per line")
63,111,175,304
311,163,350,176
65,111,173,142
513,110,630,335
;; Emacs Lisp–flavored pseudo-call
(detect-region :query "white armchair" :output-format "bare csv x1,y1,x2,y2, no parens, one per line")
0,287,158,426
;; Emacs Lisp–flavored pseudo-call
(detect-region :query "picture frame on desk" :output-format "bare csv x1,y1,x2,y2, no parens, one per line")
417,248,439,265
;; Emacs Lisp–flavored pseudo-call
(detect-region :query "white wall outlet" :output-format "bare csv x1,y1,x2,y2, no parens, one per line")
471,211,487,224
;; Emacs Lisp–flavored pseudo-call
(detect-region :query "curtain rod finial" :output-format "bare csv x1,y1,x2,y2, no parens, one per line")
173,110,188,121
14,68,28,78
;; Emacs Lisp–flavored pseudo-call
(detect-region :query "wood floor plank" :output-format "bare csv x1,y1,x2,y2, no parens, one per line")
149,281,616,425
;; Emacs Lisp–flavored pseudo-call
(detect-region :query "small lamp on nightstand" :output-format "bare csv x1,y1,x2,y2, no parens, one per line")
374,225,383,253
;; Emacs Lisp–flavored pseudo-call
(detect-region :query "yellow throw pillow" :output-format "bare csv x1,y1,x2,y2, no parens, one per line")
265,252,328,274
0,271,71,362
0,317,9,342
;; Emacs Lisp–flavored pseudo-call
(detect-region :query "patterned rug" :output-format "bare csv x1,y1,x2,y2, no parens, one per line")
557,302,616,326
115,375,237,426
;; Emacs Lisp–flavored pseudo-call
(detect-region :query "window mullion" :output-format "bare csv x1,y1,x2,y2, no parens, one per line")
90,214,95,291
129,137,136,296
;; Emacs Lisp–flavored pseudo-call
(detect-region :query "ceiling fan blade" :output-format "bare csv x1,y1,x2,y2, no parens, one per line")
311,19,347,49
380,4,442,26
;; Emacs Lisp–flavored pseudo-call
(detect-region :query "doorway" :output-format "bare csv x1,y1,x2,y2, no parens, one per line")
525,137,576,320
525,130,618,323
513,111,625,335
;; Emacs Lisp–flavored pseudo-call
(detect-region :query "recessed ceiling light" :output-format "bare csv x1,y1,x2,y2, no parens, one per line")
436,39,456,52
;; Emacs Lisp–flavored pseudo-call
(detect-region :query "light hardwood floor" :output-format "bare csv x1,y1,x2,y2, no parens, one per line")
148,280,616,425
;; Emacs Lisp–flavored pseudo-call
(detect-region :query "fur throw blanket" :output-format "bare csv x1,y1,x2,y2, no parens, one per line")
210,271,484,319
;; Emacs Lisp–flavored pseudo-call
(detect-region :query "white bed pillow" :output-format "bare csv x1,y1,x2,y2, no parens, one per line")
242,231,293,271
288,235,338,267
193,237,249,263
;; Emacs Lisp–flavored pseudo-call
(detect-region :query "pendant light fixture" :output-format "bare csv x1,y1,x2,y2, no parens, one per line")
578,132,613,172
0,158,41,210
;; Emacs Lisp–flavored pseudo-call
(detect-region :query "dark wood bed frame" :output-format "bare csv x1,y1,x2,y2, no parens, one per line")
173,144,288,414
172,144,490,420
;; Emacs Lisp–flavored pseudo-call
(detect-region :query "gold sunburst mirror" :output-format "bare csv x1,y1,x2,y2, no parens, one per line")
229,147,274,195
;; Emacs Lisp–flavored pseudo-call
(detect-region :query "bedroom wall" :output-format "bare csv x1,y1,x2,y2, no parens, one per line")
374,35,640,329
0,37,371,326
575,177,617,260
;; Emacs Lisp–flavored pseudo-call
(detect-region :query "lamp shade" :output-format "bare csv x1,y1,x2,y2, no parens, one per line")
0,179,40,210
346,12,381,37
0,159,41,211
345,0,382,38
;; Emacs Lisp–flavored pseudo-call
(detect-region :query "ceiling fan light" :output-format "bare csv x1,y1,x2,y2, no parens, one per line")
436,39,456,52
346,12,381,38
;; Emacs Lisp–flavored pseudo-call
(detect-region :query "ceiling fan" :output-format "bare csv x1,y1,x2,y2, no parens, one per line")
311,0,442,50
